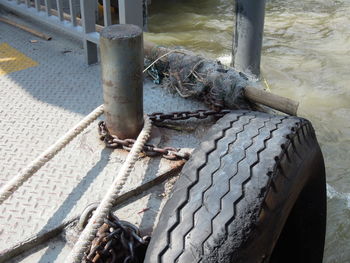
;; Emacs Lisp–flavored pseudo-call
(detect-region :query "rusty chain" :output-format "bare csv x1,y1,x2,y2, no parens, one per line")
147,109,230,122
98,121,190,160
81,205,149,263
87,109,230,261
98,109,230,160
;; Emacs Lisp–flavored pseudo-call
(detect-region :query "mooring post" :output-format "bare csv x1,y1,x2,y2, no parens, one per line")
100,24,144,139
231,0,266,79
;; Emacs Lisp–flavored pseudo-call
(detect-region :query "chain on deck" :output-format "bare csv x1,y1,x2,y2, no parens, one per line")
0,18,212,262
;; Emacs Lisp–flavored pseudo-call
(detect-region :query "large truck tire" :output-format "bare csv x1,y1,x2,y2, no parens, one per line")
144,110,326,263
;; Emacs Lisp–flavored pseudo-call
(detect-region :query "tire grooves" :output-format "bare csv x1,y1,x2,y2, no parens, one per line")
300,124,310,147
290,135,302,160
306,123,316,139
255,116,288,193
302,124,312,147
198,115,273,256
218,116,271,240
223,116,287,236
255,117,294,216
158,112,247,262
173,114,254,262
259,120,312,218
281,144,290,162
146,113,322,263
180,116,256,262
296,129,302,145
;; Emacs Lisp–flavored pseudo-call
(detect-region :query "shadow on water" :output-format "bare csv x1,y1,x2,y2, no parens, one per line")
2,0,350,262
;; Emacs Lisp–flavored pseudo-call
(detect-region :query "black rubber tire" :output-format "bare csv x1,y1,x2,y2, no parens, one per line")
144,110,326,263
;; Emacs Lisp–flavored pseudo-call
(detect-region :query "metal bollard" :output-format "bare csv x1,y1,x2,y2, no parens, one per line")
231,0,266,79
100,24,144,139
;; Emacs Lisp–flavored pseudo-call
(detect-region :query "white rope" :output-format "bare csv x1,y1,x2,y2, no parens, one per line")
0,105,104,205
65,115,152,263
0,48,186,207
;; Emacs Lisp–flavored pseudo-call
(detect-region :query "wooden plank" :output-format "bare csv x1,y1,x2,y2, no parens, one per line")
0,16,52,40
245,86,299,116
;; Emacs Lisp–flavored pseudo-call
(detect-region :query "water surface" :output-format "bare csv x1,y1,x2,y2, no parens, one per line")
146,0,350,262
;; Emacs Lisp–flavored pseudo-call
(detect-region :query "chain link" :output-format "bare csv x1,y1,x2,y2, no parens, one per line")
90,109,230,261
81,205,149,263
98,122,190,160
98,109,230,160
147,109,230,122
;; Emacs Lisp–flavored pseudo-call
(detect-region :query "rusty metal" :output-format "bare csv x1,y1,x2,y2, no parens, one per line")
80,204,149,263
91,109,231,261
100,24,144,139
147,109,231,122
98,121,190,160
98,109,231,160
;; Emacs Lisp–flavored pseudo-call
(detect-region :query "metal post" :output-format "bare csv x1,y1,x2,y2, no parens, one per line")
45,0,52,16
103,0,112,26
56,0,64,21
69,0,77,26
100,24,144,139
118,0,143,29
80,0,98,64
34,0,40,11
231,0,266,79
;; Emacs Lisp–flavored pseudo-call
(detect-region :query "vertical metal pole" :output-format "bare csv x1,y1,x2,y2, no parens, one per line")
34,0,40,11
231,0,266,79
80,0,98,64
56,0,64,21
118,0,143,28
103,0,112,26
100,25,144,139
69,0,77,26
45,0,52,16
143,0,149,30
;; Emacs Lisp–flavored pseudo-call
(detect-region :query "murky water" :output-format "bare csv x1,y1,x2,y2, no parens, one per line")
146,0,350,262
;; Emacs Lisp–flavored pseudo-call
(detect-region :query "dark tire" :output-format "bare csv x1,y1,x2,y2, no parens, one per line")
144,110,326,263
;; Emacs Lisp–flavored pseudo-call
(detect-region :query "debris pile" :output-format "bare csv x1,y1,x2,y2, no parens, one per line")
145,45,254,110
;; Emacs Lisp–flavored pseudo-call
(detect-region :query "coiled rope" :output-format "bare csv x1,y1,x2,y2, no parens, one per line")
0,105,104,205
65,115,152,263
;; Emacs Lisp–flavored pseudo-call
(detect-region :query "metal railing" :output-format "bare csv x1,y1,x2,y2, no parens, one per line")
0,0,145,64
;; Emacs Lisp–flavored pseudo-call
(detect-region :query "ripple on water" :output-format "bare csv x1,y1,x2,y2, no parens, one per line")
146,0,350,261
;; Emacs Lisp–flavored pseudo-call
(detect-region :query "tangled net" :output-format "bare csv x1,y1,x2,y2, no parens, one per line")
145,46,253,110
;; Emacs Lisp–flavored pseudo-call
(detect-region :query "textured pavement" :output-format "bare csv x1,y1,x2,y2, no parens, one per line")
0,13,212,261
